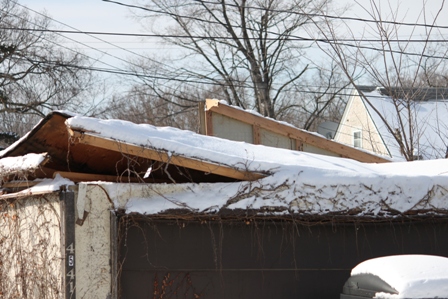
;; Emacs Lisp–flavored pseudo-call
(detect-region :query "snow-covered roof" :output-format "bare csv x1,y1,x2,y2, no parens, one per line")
0,153,49,179
66,115,448,217
361,88,448,160
2,112,448,217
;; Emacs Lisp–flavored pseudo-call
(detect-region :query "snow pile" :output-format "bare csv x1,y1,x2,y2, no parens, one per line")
351,255,448,298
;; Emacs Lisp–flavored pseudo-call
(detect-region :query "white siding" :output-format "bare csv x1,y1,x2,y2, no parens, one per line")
336,94,390,157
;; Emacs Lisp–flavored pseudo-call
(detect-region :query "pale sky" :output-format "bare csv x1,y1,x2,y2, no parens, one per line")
15,0,448,85
18,0,158,73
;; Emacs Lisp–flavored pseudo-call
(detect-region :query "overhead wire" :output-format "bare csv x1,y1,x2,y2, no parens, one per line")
5,0,448,67
7,0,219,98
4,0,445,157
7,53,412,102
11,0,203,97
10,0,163,73
4,1,448,99
189,0,448,30
2,26,448,43
103,0,448,31
2,24,447,66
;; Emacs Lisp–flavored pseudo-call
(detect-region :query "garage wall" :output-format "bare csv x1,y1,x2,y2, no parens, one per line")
75,184,114,299
0,193,62,299
118,218,448,299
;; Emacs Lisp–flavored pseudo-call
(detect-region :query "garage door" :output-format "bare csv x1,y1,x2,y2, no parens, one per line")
118,218,448,299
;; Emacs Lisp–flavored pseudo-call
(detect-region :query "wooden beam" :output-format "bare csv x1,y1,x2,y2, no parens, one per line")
198,101,207,135
1,180,41,188
205,110,214,136
54,171,137,183
253,125,261,144
68,130,265,181
53,171,168,183
0,189,57,200
204,99,390,163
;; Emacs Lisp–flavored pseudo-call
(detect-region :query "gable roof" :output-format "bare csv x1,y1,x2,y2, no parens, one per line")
356,87,448,160
356,86,448,101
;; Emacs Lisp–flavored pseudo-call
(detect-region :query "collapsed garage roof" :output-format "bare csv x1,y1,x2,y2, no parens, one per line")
1,111,448,218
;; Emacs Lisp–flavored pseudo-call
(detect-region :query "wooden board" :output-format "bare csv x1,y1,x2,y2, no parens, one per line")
68,130,265,181
204,99,390,163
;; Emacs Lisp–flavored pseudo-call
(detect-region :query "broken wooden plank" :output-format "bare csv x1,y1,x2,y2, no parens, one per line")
0,188,58,200
1,180,41,188
54,171,132,183
53,171,168,183
68,130,265,181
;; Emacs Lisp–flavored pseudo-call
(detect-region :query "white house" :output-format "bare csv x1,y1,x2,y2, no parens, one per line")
335,86,448,161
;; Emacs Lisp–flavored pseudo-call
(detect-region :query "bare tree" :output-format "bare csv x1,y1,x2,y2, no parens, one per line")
314,0,448,160
107,84,201,131
105,0,347,130
0,0,96,138
275,61,348,131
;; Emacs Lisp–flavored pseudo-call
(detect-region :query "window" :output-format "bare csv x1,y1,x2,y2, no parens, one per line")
353,131,362,148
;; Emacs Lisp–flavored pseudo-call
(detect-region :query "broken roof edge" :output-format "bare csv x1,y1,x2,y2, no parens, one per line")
0,111,74,159
0,175,74,200
0,153,50,182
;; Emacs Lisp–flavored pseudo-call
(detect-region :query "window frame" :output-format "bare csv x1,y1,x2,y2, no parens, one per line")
353,130,362,148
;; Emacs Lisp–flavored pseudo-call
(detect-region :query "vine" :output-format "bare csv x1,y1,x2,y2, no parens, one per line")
0,195,62,299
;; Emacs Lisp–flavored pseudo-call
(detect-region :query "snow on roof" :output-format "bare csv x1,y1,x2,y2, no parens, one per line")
361,89,448,160
351,255,448,298
66,115,448,216
0,174,74,200
0,153,49,179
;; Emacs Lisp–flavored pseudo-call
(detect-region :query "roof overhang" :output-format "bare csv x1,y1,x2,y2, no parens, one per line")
0,112,266,187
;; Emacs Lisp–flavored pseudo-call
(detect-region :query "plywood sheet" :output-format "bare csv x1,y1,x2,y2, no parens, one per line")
212,113,253,143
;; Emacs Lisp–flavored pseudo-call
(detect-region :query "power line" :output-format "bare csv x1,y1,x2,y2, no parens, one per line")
12,56,410,101
6,1,448,102
2,26,448,43
11,0,185,77
9,1,143,72
9,0,219,100
2,5,125,75
105,0,448,31
3,24,447,63
7,0,448,74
